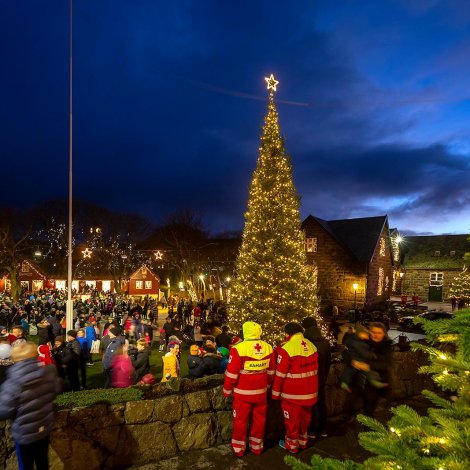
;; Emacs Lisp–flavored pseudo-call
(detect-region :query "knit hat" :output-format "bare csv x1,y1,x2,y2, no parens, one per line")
205,335,215,343
284,322,304,336
67,330,77,338
0,343,11,360
190,344,199,355
110,326,122,336
218,347,229,358
11,342,38,363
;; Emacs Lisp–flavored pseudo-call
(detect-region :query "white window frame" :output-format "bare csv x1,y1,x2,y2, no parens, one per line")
145,280,153,290
429,272,443,287
136,280,144,290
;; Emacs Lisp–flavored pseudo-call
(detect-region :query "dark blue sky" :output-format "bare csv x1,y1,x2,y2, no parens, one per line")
1,0,470,235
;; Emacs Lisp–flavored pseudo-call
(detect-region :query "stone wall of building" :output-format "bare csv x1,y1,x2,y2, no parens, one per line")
0,350,433,469
403,268,461,301
303,217,367,311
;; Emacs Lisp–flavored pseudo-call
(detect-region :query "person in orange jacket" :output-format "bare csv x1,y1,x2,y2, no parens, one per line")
223,321,275,457
272,322,318,453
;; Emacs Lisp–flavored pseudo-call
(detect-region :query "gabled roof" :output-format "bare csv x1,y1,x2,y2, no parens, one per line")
402,234,468,269
303,215,389,264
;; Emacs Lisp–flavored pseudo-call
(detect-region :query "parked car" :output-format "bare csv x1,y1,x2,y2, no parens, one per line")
398,311,454,332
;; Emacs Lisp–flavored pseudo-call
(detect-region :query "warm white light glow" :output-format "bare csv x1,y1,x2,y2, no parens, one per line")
82,248,92,258
396,235,403,244
265,74,279,91
353,283,359,291
154,250,163,260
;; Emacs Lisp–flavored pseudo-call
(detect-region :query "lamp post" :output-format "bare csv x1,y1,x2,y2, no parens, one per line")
353,283,358,310
199,274,206,299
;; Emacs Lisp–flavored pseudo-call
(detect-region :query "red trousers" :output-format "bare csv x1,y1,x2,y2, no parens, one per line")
231,397,267,456
281,401,311,453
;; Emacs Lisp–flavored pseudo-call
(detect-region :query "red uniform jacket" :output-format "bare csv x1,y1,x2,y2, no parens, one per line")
272,333,318,406
223,339,275,403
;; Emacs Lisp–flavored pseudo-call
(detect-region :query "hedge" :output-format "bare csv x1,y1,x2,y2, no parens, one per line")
54,387,144,409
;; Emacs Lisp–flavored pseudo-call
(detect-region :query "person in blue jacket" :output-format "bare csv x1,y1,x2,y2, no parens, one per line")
0,341,62,470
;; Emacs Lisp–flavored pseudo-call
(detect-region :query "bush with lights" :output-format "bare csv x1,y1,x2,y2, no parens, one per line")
448,268,470,304
229,76,326,345
285,309,470,469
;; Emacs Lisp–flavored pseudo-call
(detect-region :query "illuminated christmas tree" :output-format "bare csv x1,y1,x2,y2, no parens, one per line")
229,75,324,344
449,267,470,303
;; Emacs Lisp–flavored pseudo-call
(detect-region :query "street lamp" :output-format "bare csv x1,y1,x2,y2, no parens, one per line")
353,283,358,310
199,274,206,299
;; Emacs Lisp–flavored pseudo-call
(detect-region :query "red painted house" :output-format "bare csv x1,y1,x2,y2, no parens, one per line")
121,265,160,297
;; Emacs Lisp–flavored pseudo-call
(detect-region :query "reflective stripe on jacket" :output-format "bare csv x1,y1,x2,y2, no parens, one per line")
272,333,318,406
223,340,275,403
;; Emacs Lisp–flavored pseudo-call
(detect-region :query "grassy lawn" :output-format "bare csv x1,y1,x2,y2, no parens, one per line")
28,334,190,390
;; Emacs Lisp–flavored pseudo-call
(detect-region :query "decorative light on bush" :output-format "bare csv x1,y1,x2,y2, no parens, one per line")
82,248,92,259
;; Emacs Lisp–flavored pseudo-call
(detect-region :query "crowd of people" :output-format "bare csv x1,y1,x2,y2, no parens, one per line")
0,288,395,465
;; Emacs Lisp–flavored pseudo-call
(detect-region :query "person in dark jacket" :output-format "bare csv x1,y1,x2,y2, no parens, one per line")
302,317,331,438
61,330,81,391
103,327,125,388
52,336,66,379
344,322,393,418
187,344,206,379
130,338,150,384
37,319,53,346
201,341,222,376
0,341,62,470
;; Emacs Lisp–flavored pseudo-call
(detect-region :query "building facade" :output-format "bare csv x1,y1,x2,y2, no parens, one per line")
302,215,394,312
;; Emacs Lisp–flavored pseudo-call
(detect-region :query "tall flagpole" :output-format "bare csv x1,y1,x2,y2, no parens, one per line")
66,0,74,331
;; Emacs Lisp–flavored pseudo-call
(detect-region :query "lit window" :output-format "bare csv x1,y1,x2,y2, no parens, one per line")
379,238,386,257
305,237,317,253
378,268,384,295
435,251,440,256
429,273,443,286
450,251,456,256
21,261,29,273
145,280,152,289
136,281,143,289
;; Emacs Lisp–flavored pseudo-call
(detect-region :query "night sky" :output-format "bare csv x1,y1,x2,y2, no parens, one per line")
2,1,470,235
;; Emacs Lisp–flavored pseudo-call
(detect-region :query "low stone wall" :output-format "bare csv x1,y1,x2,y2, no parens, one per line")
0,350,433,469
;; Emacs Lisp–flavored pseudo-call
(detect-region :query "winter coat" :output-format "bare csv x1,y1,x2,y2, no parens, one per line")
161,353,179,382
0,359,61,444
103,336,125,370
130,348,150,384
37,323,53,346
85,325,97,350
344,334,375,363
111,355,134,388
202,350,222,376
187,355,206,379
61,340,81,373
0,358,13,386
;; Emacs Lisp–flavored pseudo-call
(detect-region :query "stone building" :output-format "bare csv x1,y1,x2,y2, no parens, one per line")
401,234,468,301
302,215,394,312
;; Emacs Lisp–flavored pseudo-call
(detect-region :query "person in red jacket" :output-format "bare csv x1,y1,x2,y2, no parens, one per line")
223,321,275,457
272,322,318,453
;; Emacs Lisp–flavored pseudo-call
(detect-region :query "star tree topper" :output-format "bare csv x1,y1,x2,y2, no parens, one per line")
265,74,279,92
82,248,92,259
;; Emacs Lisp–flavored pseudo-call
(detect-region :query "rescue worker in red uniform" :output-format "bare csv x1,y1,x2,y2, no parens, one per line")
272,322,318,453
223,321,275,457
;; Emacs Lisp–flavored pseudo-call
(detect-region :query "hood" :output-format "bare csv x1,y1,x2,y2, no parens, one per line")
243,321,262,340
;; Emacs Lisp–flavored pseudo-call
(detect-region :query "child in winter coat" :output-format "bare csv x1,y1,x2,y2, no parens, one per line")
161,342,180,382
111,344,135,388
37,344,55,367
341,326,388,392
